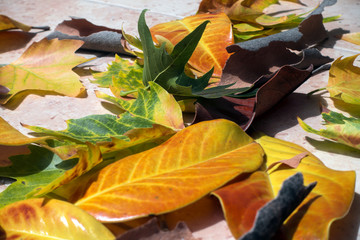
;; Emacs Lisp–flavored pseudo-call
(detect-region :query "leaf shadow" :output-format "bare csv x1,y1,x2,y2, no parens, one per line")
330,193,360,240
252,92,325,136
317,28,350,50
305,136,360,158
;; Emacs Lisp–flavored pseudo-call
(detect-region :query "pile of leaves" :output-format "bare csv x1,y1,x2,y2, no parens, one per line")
0,0,358,239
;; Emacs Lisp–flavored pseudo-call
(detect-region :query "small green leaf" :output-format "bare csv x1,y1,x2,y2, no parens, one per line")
298,111,360,150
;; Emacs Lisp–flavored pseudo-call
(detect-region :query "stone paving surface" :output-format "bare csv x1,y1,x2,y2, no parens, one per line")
1,0,360,239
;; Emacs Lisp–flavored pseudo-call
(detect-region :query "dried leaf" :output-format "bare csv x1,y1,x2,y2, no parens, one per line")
327,54,360,106
0,38,91,104
0,31,35,54
0,15,31,31
24,82,183,143
341,32,360,46
72,119,264,222
0,117,48,146
150,13,233,77
266,152,307,172
298,111,360,150
0,198,115,240
47,17,129,54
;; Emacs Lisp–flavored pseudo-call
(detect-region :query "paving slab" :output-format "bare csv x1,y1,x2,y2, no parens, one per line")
0,0,360,239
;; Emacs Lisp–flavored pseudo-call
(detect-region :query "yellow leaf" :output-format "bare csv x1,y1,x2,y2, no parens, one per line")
0,198,115,240
0,15,31,31
0,38,92,104
341,32,360,46
73,119,264,222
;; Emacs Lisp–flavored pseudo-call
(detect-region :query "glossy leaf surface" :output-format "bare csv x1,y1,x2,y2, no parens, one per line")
0,198,115,240
327,54,360,105
298,111,360,150
73,119,264,222
150,13,233,77
25,82,184,143
0,38,90,104
255,135,355,240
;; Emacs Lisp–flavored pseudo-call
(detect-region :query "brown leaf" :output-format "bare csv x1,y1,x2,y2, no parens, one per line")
0,31,35,54
47,18,130,54
266,152,308,173
117,218,198,240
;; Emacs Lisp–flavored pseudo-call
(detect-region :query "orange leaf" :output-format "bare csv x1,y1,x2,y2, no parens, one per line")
0,117,48,145
213,171,274,238
73,119,264,222
0,198,115,239
150,13,233,78
0,38,91,104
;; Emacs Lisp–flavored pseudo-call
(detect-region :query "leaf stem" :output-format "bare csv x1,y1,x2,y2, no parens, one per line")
31,25,50,31
307,87,327,96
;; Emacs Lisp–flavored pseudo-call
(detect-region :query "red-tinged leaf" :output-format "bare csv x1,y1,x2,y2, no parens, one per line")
0,117,49,146
72,119,264,222
266,152,307,172
47,17,129,54
0,198,115,240
0,38,92,104
327,54,360,106
150,13,233,78
213,171,274,238
0,15,31,31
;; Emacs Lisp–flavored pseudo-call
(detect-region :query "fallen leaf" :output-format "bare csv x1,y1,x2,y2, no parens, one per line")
150,12,233,77
255,134,355,240
266,152,308,172
0,38,91,104
298,111,360,150
341,32,360,46
239,172,316,240
0,198,115,240
117,217,198,240
0,15,32,31
92,54,143,88
0,31,36,54
327,54,360,106
72,119,264,222
24,82,183,143
47,17,130,54
213,171,274,238
0,116,48,146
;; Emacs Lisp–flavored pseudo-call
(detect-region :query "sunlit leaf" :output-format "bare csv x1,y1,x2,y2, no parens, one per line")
341,32,360,46
150,12,233,78
92,54,142,88
298,111,360,150
0,38,91,104
256,135,355,240
0,117,48,146
327,54,360,106
0,15,31,31
24,82,183,143
73,119,264,222
0,198,115,240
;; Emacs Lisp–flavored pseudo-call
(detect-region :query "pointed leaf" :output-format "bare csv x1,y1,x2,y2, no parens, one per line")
25,82,184,143
255,135,355,240
110,64,145,98
0,198,115,240
73,119,264,222
327,54,360,105
0,15,31,31
150,13,233,77
92,54,142,88
0,117,48,146
0,38,91,104
298,111,360,150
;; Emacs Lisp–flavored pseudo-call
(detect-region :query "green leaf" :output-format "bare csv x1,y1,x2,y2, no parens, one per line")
0,145,73,207
298,111,360,150
92,54,143,88
111,65,145,98
25,82,184,143
138,10,245,98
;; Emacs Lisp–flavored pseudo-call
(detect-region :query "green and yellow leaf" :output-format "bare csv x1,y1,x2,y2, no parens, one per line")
0,38,91,104
72,119,264,222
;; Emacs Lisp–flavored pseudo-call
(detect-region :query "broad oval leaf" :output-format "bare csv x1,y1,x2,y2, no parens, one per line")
0,38,90,104
0,198,115,240
256,135,355,240
0,117,48,146
73,119,264,222
327,54,360,106
150,12,233,78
